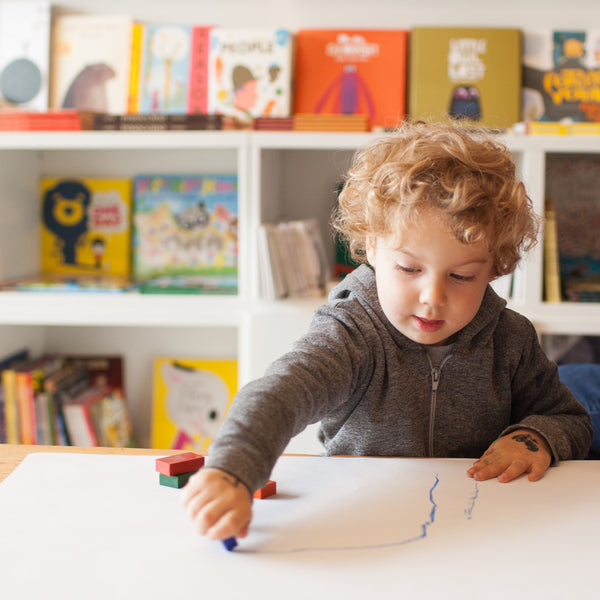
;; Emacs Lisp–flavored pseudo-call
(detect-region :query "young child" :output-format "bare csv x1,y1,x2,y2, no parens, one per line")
182,121,593,542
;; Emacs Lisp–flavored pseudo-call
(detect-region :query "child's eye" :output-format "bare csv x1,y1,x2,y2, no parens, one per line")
396,264,419,274
451,273,476,282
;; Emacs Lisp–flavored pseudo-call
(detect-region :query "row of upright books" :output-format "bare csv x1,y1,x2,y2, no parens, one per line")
0,349,238,452
0,174,238,295
0,351,132,446
3,1,600,130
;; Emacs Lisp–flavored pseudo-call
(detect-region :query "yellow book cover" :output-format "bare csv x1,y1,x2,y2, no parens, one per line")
40,177,132,276
409,27,521,129
151,357,238,451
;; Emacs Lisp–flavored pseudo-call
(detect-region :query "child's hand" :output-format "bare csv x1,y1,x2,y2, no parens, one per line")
467,429,552,483
181,467,253,540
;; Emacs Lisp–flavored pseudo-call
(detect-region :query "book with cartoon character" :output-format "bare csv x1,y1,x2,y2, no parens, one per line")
49,13,134,113
151,357,237,452
40,177,132,277
207,27,294,123
409,27,521,129
522,30,600,123
132,174,238,286
294,29,408,130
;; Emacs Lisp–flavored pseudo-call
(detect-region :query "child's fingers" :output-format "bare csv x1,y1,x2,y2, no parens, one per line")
496,459,528,483
527,460,548,482
206,505,252,540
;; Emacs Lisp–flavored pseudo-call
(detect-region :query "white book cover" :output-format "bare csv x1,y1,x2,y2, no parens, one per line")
207,27,293,121
50,14,133,113
0,0,51,110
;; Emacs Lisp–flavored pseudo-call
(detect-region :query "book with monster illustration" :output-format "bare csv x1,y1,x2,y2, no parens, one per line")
132,174,238,288
294,29,408,130
409,27,521,129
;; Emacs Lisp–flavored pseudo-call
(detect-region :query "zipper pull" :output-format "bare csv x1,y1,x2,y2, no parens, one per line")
431,366,441,391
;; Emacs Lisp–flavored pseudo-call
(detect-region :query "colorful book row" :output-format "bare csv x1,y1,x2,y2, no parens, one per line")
0,352,132,447
4,2,600,129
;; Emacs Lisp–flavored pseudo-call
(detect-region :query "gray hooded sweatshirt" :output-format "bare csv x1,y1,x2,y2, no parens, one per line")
208,264,593,493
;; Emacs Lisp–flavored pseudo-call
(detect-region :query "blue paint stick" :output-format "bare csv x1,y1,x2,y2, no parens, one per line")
222,537,238,552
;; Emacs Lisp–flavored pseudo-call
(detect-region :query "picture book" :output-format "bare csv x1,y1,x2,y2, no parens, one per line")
294,29,408,130
207,28,294,123
0,349,29,444
65,355,125,395
522,30,600,122
0,0,51,111
151,357,237,451
49,13,134,114
136,23,194,115
409,27,521,129
132,175,238,283
40,177,132,277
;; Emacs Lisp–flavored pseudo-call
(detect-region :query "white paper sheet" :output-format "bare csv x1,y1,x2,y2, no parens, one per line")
0,453,598,599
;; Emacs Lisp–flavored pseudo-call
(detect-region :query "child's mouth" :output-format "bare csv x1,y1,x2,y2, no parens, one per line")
413,316,444,332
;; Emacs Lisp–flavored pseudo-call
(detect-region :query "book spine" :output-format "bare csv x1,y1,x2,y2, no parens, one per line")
2,370,20,443
187,26,211,114
544,202,562,303
16,373,37,445
128,22,144,114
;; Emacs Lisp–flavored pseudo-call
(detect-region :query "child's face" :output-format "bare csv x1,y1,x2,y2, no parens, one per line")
366,211,494,346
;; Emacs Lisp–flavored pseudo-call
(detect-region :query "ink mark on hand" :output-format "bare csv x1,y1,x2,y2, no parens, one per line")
512,433,539,452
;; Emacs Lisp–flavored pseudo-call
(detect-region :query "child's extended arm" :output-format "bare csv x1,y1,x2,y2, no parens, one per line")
467,428,552,483
181,467,253,540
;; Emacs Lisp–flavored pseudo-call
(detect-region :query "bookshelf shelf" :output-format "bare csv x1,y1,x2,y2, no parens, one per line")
0,293,244,326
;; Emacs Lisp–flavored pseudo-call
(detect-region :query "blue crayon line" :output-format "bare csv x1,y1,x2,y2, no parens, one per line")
464,481,479,520
256,473,442,555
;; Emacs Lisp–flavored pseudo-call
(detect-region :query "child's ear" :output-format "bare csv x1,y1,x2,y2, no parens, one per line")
365,237,376,265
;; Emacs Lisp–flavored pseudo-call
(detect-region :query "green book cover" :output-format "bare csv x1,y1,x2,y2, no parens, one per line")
409,27,521,129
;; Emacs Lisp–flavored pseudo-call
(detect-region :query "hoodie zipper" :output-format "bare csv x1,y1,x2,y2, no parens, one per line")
427,353,452,457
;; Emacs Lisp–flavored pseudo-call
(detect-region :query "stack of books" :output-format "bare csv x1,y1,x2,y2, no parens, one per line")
258,218,330,300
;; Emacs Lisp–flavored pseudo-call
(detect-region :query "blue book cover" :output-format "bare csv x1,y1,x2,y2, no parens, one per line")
138,23,193,115
132,174,238,283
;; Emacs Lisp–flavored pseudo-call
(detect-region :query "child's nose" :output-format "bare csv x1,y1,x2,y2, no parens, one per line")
420,278,447,308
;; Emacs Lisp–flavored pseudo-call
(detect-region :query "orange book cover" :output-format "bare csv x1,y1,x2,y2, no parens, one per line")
294,29,408,130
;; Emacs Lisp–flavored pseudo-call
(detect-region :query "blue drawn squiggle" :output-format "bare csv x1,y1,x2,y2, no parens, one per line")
463,482,479,520
252,474,441,554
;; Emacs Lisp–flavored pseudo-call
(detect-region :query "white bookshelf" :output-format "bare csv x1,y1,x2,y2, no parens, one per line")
3,0,600,449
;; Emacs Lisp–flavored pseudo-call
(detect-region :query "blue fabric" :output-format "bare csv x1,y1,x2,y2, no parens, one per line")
558,363,600,459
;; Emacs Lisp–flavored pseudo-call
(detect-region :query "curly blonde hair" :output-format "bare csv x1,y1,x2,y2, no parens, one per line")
332,121,539,277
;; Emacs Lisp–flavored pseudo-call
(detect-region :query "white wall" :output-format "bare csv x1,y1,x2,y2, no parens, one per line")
55,0,600,29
